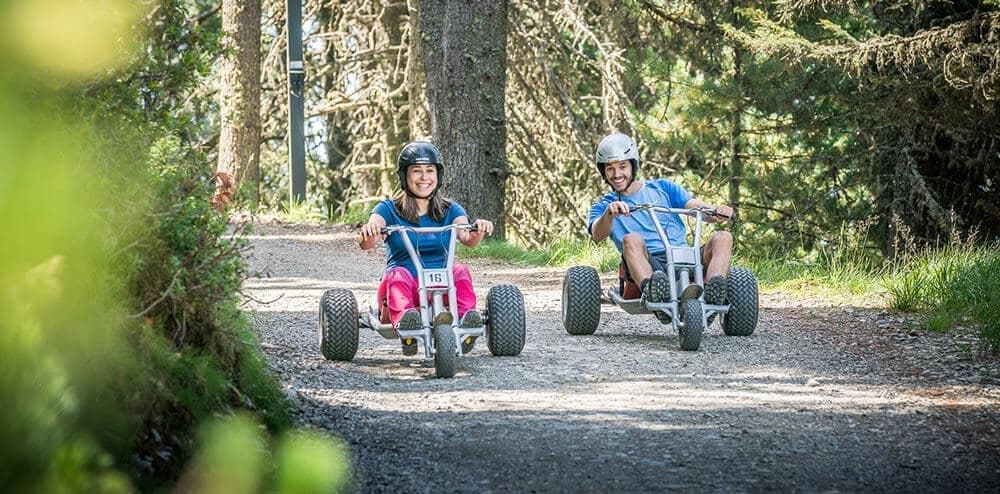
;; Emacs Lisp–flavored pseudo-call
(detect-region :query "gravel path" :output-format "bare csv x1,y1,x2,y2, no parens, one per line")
243,221,999,493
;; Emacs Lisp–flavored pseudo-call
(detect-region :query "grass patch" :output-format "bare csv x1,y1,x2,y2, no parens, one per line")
460,237,620,271
739,255,884,299
331,202,374,225
884,243,1000,351
463,237,884,302
280,201,329,223
257,200,373,225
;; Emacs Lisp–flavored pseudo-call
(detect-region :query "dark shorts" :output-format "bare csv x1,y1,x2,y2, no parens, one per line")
622,247,704,282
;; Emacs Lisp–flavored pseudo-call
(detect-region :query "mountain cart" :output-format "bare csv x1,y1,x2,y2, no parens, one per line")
562,204,759,351
319,223,526,378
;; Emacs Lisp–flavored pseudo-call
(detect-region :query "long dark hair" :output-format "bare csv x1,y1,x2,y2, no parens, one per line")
393,192,452,224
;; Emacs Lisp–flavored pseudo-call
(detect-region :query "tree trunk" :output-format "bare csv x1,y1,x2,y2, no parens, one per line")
601,0,630,133
407,0,431,140
218,0,262,207
381,1,411,198
418,0,509,240
727,0,743,247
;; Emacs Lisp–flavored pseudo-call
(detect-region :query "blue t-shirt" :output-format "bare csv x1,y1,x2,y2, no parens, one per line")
373,199,468,277
587,179,693,255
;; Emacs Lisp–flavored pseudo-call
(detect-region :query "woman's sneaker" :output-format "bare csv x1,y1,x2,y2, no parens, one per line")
397,309,421,355
704,275,728,305
459,309,483,354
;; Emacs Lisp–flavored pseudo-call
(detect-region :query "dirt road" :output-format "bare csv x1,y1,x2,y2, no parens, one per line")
243,221,999,493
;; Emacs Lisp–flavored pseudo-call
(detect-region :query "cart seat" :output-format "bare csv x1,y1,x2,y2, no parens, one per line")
618,262,642,299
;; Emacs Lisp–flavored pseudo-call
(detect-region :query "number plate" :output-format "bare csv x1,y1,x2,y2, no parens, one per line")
422,269,450,289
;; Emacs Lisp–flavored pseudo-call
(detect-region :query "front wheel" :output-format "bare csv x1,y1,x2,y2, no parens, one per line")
433,324,457,378
678,298,704,351
722,267,759,336
319,289,359,361
562,266,601,335
486,284,525,357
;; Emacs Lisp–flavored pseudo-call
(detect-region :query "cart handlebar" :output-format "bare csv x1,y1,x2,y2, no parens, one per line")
628,204,735,221
380,223,479,235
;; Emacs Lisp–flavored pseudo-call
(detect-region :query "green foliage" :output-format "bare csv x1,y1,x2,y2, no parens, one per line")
1,1,343,492
727,3,1000,247
739,254,881,299
78,0,223,136
183,415,267,492
139,136,248,353
262,199,331,224
180,415,351,493
884,244,1000,350
123,136,300,485
274,430,352,494
545,238,622,272
460,240,555,266
719,208,885,298
332,201,375,224
0,17,143,486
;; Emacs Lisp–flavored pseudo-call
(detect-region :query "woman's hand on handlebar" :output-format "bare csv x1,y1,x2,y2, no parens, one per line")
358,215,387,250
459,218,493,247
473,218,494,236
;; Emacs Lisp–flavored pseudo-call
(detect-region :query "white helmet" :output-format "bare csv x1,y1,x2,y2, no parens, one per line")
595,132,640,187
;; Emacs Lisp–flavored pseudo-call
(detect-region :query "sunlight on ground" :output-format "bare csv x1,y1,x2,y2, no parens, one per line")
303,382,992,422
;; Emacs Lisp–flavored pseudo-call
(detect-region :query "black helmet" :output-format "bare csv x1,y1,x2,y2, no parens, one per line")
397,141,444,197
595,133,640,188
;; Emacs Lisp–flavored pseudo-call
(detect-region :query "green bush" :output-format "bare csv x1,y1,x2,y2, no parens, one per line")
120,137,296,486
179,415,351,493
0,96,139,494
2,1,345,491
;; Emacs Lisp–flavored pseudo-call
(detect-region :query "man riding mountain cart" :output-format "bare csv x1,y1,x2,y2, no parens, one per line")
588,132,736,306
561,132,759,350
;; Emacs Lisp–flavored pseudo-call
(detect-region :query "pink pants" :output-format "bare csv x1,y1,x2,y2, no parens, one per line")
376,263,478,326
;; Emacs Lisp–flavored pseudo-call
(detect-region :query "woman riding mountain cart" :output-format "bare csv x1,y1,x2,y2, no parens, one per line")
318,141,526,378
358,141,493,347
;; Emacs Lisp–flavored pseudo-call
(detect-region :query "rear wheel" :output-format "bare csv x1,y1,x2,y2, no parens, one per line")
562,266,601,335
433,324,457,378
319,289,359,361
722,267,759,336
486,284,525,356
678,298,704,351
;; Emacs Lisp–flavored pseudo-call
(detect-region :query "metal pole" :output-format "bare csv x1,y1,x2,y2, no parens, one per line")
287,0,306,203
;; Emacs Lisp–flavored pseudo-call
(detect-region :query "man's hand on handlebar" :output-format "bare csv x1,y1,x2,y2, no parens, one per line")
604,200,631,218
705,204,734,223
